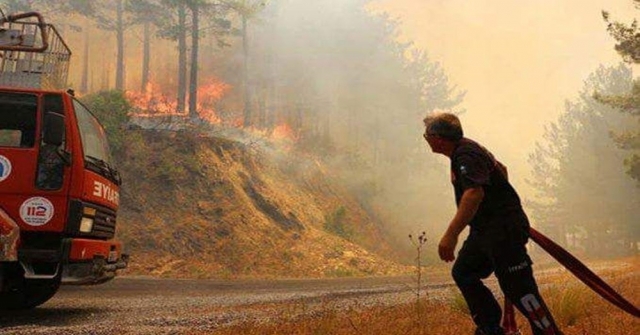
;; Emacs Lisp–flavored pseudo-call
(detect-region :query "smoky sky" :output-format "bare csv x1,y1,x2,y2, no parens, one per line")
371,0,639,197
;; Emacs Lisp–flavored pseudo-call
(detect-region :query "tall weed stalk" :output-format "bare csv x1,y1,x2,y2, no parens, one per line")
409,231,428,334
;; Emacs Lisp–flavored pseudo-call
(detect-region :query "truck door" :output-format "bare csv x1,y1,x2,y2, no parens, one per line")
0,91,71,233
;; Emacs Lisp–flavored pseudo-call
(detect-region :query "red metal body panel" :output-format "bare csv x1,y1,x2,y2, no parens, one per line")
62,93,86,207
68,238,122,261
0,149,38,192
0,89,72,233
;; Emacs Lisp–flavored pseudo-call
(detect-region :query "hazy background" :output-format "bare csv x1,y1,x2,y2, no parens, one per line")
371,0,639,198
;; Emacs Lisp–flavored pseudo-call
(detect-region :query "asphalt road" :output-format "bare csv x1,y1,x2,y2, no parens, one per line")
0,276,454,335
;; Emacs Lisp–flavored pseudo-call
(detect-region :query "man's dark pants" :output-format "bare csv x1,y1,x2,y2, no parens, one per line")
451,224,562,335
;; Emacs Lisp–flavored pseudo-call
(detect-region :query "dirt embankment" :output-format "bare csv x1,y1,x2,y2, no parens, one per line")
116,130,407,279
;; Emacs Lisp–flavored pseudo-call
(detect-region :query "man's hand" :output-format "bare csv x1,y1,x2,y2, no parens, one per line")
438,233,458,262
438,187,483,263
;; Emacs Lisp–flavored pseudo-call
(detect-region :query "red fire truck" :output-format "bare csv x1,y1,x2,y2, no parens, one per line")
0,12,127,309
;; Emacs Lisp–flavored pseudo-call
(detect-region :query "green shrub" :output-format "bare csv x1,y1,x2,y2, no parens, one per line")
324,206,353,240
80,90,132,155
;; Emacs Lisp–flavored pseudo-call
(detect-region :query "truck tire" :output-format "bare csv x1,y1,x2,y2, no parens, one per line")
0,263,61,310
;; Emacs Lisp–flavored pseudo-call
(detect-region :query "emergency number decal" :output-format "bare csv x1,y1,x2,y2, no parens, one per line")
19,197,54,226
0,155,11,182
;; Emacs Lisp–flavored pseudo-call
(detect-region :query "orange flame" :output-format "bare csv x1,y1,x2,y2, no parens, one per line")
126,77,231,125
271,123,298,142
126,77,301,148
127,81,177,115
194,78,231,124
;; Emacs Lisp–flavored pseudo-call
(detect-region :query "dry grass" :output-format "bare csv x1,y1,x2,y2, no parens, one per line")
538,261,640,335
202,299,475,335
196,257,640,335
118,132,409,280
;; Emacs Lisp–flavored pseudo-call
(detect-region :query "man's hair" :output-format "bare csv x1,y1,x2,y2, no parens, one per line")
423,112,463,141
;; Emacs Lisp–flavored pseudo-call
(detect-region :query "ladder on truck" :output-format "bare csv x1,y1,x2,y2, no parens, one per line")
0,12,71,90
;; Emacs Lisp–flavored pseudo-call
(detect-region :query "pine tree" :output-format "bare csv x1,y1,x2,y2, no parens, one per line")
599,4,640,183
528,64,640,255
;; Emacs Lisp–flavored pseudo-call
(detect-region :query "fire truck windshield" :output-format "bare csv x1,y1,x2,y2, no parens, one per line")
72,99,114,167
0,92,37,148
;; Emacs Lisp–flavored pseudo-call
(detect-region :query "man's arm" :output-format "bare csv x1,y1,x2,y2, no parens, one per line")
438,186,484,262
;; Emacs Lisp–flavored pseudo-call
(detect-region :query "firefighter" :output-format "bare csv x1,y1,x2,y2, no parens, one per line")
422,112,562,335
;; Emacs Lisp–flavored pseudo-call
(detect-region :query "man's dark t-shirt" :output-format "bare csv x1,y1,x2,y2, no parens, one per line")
450,138,529,242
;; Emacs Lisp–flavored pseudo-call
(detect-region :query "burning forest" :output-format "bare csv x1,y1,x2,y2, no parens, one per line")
0,0,639,334
0,0,634,262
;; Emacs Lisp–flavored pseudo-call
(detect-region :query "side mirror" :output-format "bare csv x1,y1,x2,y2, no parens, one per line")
43,112,65,146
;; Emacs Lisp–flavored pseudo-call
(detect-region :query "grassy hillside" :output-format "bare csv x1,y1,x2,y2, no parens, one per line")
114,129,406,279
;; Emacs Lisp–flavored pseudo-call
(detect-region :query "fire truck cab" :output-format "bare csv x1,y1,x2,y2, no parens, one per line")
0,12,127,309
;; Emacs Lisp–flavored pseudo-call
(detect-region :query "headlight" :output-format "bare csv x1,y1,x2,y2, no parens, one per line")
83,207,97,216
79,217,94,233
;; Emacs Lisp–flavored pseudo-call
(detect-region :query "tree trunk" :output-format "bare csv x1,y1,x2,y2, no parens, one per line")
254,83,263,127
80,27,89,93
323,107,331,142
188,4,199,120
296,103,303,135
102,59,111,91
115,0,125,91
242,14,252,127
267,68,276,130
177,4,187,113
372,107,380,166
141,21,151,92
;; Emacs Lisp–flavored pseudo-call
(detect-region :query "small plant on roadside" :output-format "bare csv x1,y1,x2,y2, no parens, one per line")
409,231,428,333
542,281,591,327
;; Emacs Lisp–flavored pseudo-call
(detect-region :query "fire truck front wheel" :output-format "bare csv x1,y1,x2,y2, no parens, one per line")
0,263,61,310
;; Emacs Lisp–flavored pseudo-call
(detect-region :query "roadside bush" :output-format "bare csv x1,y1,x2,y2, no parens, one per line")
324,206,353,240
80,90,132,155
